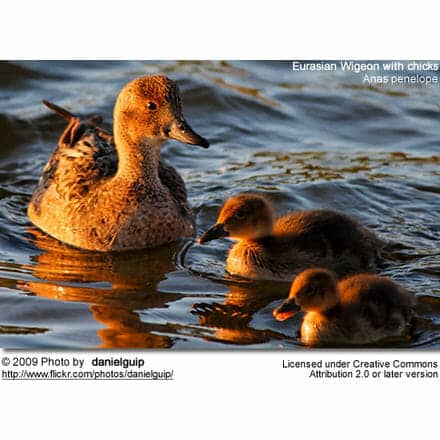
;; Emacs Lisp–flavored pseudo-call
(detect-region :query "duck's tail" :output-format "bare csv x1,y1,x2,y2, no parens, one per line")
41,100,76,121
41,100,108,147
42,100,85,147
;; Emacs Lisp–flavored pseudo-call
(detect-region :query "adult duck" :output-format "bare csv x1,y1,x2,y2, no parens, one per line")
28,75,209,251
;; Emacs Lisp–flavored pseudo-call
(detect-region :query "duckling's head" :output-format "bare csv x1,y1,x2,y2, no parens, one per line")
114,75,209,148
199,194,275,244
273,269,339,321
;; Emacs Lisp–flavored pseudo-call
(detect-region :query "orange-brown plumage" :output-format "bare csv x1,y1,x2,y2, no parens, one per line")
28,75,209,251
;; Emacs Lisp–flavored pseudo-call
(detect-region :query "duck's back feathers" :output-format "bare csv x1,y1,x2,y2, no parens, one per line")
273,209,378,250
30,102,116,212
338,274,415,329
253,209,384,279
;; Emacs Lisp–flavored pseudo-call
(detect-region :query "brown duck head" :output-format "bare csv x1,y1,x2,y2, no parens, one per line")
114,75,209,148
273,268,339,321
199,194,275,244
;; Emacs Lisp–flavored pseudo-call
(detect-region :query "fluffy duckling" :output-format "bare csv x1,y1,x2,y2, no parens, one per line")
273,268,415,346
199,193,384,281
28,75,209,251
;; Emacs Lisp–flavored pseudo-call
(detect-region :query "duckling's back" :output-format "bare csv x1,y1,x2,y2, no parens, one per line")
338,274,415,331
272,209,384,276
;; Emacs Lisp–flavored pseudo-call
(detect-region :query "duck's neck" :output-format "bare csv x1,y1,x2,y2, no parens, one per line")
114,124,163,183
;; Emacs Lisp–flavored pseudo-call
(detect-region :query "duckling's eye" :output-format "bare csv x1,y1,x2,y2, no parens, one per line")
305,287,317,297
147,102,157,110
234,210,246,220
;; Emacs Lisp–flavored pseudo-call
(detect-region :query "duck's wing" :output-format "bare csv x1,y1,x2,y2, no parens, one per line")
339,275,415,329
274,210,380,255
271,211,334,255
34,101,117,203
268,209,386,277
158,160,192,219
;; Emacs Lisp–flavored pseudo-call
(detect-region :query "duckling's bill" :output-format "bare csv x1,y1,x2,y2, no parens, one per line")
273,298,301,321
199,223,229,244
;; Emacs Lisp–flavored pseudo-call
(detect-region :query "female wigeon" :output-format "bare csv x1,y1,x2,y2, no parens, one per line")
28,75,209,251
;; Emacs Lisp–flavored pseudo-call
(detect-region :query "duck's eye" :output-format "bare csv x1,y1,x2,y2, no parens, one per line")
147,102,157,110
235,210,245,220
306,286,319,297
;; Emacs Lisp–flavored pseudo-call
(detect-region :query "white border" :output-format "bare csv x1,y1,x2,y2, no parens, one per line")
1,1,439,438
2,1,439,59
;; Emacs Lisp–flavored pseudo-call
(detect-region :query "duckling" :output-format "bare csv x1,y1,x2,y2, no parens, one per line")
28,75,209,251
273,268,415,346
199,193,384,281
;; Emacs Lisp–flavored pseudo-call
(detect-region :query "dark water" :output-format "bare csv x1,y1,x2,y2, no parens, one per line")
0,60,439,349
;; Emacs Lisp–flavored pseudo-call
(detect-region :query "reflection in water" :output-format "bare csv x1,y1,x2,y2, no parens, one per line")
19,228,183,348
192,282,288,345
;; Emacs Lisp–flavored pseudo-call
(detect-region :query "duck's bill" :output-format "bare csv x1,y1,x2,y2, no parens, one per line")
167,119,209,148
273,298,301,321
198,223,229,244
